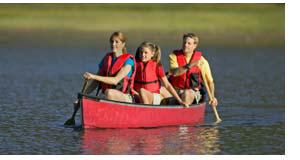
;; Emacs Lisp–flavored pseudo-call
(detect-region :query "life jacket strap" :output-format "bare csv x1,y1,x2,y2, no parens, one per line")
134,79,159,85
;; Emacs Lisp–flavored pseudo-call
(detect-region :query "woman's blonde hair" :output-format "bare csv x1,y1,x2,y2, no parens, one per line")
109,31,127,53
135,41,162,65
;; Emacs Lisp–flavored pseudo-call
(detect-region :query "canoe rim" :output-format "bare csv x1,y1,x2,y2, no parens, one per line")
78,93,205,109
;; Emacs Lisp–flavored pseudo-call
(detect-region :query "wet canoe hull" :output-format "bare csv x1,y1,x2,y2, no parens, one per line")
80,95,206,129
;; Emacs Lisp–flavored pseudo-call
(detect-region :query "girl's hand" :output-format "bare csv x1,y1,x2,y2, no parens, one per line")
132,89,139,96
84,72,95,80
209,97,218,107
179,101,189,108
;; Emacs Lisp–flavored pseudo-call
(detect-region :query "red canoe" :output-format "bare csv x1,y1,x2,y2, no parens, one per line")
80,94,206,129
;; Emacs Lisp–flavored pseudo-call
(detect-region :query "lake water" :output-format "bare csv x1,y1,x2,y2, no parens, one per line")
0,46,284,154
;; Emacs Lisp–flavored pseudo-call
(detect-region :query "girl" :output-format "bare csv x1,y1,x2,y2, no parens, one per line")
133,41,188,107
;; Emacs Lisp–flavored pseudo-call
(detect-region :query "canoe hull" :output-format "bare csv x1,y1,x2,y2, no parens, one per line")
81,96,206,129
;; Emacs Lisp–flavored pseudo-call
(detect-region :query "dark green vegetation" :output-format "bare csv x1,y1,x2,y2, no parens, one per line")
0,4,284,47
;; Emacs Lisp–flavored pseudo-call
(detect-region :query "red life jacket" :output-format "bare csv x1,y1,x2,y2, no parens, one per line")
98,52,136,94
169,50,202,90
134,60,161,93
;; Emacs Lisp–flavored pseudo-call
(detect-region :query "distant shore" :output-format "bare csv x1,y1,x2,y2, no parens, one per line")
0,4,284,47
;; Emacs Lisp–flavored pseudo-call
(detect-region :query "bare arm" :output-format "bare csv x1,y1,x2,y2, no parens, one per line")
160,76,189,107
169,53,186,77
170,66,188,77
132,89,139,96
84,65,131,85
206,76,218,106
200,58,218,106
171,60,200,77
207,79,215,99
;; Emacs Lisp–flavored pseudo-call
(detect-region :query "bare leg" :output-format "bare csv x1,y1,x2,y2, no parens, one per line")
105,89,132,103
139,88,154,104
160,86,172,99
159,87,173,105
182,89,195,105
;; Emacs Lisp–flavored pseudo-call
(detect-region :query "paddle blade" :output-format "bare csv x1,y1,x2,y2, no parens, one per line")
214,118,222,124
64,118,75,126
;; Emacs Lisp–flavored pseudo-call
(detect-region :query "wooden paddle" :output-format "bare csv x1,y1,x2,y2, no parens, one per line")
200,62,222,123
64,79,88,126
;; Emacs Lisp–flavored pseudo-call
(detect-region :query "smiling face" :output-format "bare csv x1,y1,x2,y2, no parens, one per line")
182,37,197,55
110,36,125,54
139,46,155,62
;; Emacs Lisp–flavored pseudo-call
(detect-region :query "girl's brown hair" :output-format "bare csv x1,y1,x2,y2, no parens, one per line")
109,31,127,53
135,41,162,65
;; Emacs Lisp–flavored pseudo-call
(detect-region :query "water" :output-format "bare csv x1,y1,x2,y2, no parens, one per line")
0,46,284,154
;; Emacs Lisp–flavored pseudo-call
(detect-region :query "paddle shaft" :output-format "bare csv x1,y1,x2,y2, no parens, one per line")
70,79,88,119
201,67,222,122
81,79,89,94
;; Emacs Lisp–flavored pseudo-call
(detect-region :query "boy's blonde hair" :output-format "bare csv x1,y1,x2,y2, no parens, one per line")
183,33,199,46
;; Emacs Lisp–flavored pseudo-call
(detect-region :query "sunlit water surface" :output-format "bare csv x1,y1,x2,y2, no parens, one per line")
0,46,284,154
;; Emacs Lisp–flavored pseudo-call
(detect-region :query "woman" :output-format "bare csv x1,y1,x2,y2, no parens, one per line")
83,31,136,103
65,31,135,126
133,41,188,107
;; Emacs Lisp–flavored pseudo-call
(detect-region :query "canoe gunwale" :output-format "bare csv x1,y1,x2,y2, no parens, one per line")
78,93,205,109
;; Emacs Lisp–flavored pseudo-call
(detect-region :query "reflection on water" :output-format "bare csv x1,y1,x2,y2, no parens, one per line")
81,126,220,154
